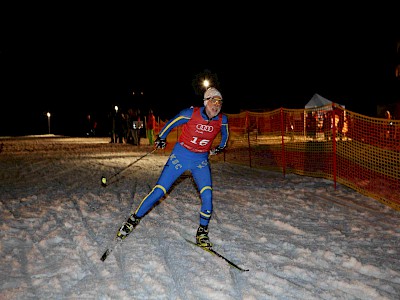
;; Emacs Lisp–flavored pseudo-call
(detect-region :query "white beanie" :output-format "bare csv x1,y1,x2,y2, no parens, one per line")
203,87,222,106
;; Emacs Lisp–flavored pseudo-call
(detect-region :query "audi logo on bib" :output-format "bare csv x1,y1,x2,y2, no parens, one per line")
196,124,214,132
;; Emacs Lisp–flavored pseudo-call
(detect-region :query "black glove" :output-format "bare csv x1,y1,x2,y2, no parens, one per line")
154,136,167,149
209,146,224,155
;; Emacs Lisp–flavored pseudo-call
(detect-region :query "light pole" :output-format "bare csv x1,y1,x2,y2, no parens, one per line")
47,112,51,134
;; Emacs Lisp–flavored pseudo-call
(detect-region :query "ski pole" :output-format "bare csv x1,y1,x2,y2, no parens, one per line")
101,148,157,187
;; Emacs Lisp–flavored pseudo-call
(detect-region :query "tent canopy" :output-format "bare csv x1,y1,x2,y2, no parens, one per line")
305,93,344,109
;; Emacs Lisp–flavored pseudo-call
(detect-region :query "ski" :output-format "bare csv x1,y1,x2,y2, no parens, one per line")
101,224,140,261
100,238,123,261
184,238,249,272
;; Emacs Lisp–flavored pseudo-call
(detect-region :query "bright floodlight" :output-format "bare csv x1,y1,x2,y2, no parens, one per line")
203,80,210,89
47,112,51,134
114,106,118,112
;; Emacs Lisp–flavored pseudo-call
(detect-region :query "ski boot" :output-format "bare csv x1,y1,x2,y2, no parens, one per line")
116,214,141,240
196,225,213,248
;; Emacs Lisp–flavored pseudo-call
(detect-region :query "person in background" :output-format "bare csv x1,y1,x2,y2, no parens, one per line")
126,108,135,145
146,109,156,145
126,108,142,145
306,111,316,139
322,111,332,141
85,114,96,137
337,110,345,141
108,108,117,143
115,110,125,144
115,87,229,248
132,108,142,146
121,112,129,144
385,110,394,141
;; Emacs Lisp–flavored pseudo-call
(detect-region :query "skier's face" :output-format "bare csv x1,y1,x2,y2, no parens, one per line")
205,97,222,118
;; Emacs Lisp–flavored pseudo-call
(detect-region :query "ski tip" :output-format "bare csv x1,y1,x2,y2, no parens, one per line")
100,255,107,262
100,250,110,261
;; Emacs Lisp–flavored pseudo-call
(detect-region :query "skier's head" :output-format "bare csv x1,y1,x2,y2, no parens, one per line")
203,87,223,118
204,87,223,105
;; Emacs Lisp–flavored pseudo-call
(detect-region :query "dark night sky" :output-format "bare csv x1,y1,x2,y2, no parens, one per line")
1,6,399,136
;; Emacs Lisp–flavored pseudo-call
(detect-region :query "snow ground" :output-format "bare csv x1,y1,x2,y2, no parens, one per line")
0,136,399,300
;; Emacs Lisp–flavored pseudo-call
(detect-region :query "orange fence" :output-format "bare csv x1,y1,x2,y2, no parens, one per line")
155,105,400,211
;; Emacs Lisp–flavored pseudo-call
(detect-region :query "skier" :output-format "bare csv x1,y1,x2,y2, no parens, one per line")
116,87,229,247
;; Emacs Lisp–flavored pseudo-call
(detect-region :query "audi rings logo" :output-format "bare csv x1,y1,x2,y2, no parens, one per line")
196,124,214,132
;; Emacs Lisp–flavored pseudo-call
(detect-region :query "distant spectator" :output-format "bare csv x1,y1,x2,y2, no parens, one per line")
85,114,96,137
306,111,317,140
108,109,117,143
115,111,125,143
385,110,394,141
286,113,294,142
322,111,332,141
146,109,156,145
127,108,142,145
337,110,344,141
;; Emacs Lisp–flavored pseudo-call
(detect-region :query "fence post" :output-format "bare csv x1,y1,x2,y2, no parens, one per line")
246,111,252,168
280,108,286,177
332,104,337,190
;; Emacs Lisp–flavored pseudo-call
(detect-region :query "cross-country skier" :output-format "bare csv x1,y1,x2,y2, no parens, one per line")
116,87,229,247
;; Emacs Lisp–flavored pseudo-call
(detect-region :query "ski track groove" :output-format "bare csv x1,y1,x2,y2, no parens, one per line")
115,242,130,292
157,231,186,300
110,181,156,297
208,209,248,299
72,196,102,245
19,240,39,299
272,273,322,300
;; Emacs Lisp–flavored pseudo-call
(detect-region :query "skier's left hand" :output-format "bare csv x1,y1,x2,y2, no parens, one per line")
155,136,167,149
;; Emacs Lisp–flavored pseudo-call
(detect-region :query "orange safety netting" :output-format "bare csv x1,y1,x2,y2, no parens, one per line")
154,105,400,211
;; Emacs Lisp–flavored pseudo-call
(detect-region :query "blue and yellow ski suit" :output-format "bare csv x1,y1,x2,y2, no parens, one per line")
134,106,229,226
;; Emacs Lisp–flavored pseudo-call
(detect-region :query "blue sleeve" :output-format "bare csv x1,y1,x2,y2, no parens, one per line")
157,107,193,139
219,114,229,149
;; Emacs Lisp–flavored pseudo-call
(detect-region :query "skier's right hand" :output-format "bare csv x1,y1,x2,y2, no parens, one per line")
209,146,224,155
154,136,167,149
